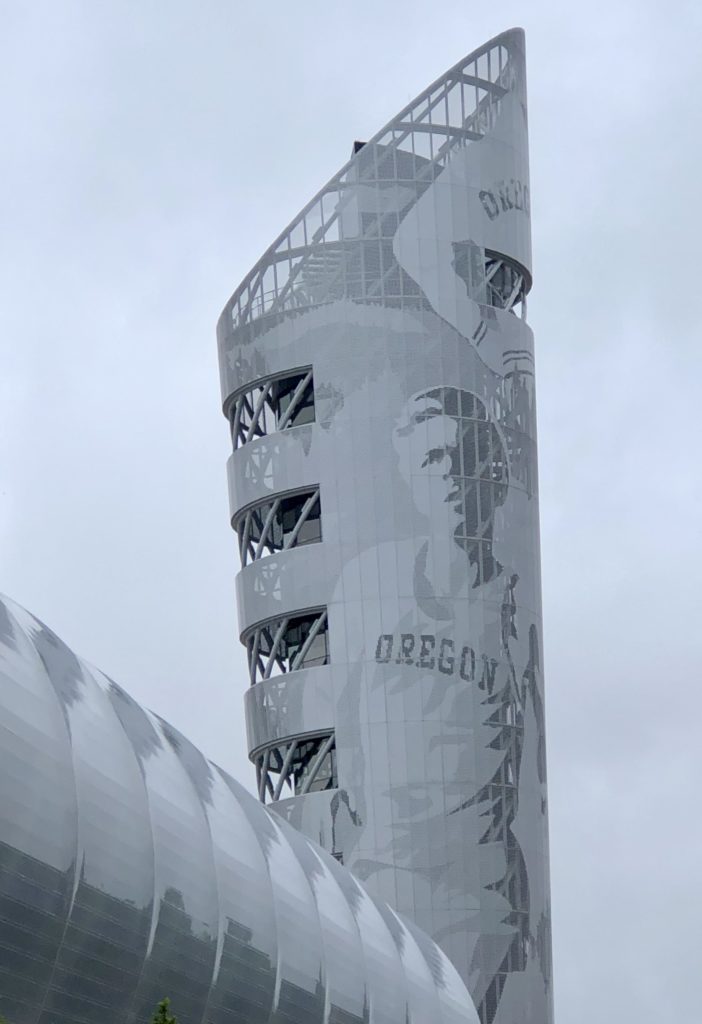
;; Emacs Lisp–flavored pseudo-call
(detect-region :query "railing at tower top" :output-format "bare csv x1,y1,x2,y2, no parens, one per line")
222,32,523,334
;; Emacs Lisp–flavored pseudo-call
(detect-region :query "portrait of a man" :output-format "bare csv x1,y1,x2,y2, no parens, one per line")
393,385,509,596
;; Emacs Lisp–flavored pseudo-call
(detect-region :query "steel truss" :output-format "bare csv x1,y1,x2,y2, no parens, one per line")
223,38,524,332
245,609,329,685
229,370,314,450
254,732,337,804
235,488,322,566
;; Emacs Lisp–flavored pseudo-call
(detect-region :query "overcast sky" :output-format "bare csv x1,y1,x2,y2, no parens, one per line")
1,2,701,1021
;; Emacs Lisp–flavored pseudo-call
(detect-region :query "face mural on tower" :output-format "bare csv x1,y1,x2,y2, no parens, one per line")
219,28,553,1024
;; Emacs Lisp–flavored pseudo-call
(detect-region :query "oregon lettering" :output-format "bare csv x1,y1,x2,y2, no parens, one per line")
375,633,499,692
479,178,530,220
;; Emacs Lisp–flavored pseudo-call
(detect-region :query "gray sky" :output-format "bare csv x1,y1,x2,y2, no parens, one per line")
1,2,701,1020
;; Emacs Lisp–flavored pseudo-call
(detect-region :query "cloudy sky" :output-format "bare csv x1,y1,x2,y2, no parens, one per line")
1,2,700,1020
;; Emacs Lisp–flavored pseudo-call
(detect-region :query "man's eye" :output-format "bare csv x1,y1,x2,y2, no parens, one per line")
423,448,446,466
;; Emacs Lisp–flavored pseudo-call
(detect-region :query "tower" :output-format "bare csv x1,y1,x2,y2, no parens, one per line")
217,29,553,1024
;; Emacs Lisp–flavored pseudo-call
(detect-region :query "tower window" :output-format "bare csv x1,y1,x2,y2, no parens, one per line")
452,244,530,320
235,488,322,566
229,370,315,450
254,732,337,804
245,609,329,685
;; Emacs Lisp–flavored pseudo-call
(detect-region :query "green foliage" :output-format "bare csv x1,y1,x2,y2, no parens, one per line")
151,997,177,1024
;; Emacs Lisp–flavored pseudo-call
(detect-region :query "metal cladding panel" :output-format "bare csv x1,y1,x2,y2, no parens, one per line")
218,28,552,1024
227,426,320,519
245,669,335,754
235,544,334,639
0,595,476,1024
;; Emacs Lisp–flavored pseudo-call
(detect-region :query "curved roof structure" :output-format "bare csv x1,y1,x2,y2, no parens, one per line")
0,594,475,1024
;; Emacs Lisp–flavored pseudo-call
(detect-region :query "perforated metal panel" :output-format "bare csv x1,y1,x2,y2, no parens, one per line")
218,28,553,1024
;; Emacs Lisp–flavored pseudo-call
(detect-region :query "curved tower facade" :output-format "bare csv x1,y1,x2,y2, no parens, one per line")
218,29,553,1024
